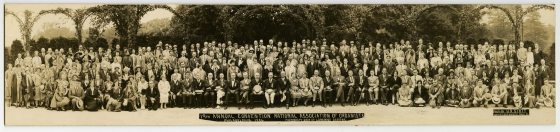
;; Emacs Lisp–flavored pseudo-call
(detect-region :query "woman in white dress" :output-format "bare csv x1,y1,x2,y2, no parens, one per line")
158,75,170,109
526,46,534,66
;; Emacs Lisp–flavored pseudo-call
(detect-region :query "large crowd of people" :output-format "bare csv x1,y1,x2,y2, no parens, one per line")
4,38,556,112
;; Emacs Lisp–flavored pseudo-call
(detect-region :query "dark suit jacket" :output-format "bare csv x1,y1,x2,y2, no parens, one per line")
356,76,368,89
277,78,291,91
263,78,277,90
379,74,389,88
250,79,263,93
346,76,358,89
323,77,335,89
191,79,204,91
226,79,240,91
84,88,101,102
387,76,402,89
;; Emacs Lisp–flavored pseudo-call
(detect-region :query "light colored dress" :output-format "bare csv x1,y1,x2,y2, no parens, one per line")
158,80,170,103
526,51,534,65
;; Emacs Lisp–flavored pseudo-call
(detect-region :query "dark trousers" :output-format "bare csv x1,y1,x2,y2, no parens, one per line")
386,87,397,104
146,97,159,110
179,94,194,108
203,91,216,107
194,93,204,107
346,87,357,104
225,91,239,106
379,87,388,103
336,86,346,105
323,90,334,105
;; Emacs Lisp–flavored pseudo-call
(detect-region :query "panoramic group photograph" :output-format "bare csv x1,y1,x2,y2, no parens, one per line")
3,4,556,125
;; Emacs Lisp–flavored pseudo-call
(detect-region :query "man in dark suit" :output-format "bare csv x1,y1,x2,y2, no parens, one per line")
535,59,549,98
178,75,194,109
340,58,351,77
323,70,335,107
224,73,240,109
249,73,264,108
203,73,216,108
378,68,389,105
263,72,277,108
371,59,382,76
412,80,429,107
191,76,204,108
387,71,402,105
84,84,101,111
277,71,291,109
355,69,368,106
345,70,357,105
145,80,159,111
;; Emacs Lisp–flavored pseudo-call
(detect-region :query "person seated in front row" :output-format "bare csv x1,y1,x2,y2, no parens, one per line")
459,80,473,108
537,78,555,108
106,80,123,112
51,73,70,111
490,80,505,107
68,75,84,111
412,80,428,107
122,82,138,111
145,79,159,111
472,80,490,108
397,82,412,107
250,73,264,108
84,83,101,111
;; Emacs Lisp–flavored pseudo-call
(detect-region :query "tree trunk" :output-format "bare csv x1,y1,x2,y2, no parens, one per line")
23,33,31,52
75,24,83,45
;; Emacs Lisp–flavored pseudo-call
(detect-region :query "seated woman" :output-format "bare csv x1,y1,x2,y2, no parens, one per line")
84,83,101,111
299,73,312,106
523,80,536,108
412,80,428,107
512,82,524,108
445,83,460,107
289,72,301,107
538,78,555,108
216,73,226,109
397,82,412,107
122,82,138,111
51,73,70,111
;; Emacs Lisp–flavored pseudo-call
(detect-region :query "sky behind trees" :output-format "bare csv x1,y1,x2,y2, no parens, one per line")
4,4,555,47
